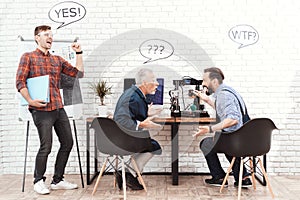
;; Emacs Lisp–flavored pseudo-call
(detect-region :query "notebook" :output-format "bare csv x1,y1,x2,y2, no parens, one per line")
20,75,50,106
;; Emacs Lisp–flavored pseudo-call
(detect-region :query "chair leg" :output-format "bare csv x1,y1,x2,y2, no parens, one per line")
121,158,127,200
114,155,119,188
220,157,236,193
130,156,147,192
249,157,256,190
92,157,108,195
237,158,244,200
258,158,275,198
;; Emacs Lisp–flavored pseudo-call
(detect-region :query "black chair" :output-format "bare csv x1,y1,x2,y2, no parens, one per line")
213,118,278,200
90,117,153,199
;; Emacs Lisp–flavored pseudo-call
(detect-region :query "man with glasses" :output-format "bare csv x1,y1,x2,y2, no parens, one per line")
113,68,162,190
16,25,84,195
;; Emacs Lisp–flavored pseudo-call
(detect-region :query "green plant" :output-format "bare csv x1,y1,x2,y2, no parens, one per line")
90,80,112,105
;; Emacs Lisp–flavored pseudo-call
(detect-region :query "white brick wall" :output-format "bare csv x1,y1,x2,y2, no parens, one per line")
1,0,300,176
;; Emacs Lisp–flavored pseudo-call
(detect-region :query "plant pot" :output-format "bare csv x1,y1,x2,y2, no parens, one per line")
98,105,108,117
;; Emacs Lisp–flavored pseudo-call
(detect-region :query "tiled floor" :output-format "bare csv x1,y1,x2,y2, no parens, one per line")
0,174,299,200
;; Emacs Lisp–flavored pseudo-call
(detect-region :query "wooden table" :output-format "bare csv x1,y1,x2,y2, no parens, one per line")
153,116,216,185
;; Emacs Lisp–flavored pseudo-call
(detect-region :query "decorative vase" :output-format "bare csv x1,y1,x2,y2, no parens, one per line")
98,105,108,117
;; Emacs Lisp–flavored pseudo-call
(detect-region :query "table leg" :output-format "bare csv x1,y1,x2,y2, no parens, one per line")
171,123,179,185
86,119,100,185
94,129,98,177
262,154,267,185
86,121,91,185
73,120,84,188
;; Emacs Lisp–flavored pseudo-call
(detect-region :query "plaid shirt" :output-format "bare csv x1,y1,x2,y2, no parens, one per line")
16,48,83,111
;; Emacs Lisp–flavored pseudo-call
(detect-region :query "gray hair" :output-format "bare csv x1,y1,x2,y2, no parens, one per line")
135,68,153,85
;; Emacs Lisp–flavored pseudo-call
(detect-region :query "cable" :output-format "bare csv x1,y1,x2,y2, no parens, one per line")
180,84,185,110
184,103,193,110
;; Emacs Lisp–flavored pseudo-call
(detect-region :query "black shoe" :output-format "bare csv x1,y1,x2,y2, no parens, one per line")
125,172,144,190
114,171,123,190
205,177,228,187
234,178,252,188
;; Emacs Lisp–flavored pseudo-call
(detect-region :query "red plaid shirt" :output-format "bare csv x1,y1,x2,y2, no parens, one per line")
16,48,83,111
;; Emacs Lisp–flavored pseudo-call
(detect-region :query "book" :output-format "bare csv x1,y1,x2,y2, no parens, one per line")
20,75,50,106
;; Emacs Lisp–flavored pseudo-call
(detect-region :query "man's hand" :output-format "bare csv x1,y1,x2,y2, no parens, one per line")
71,42,82,52
139,116,162,129
20,88,47,108
148,103,163,116
71,42,84,73
192,125,209,138
28,99,47,108
193,89,209,103
193,87,215,108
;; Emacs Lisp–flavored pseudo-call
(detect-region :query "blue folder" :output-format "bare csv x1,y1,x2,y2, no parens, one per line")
20,75,50,106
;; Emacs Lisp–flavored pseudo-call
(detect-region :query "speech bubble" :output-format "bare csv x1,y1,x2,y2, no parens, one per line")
139,39,174,64
228,24,259,49
48,1,86,29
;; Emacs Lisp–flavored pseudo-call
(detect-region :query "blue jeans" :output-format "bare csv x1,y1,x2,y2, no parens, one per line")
31,108,73,184
200,135,249,181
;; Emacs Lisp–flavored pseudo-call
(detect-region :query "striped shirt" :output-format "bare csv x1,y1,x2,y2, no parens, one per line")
16,48,83,111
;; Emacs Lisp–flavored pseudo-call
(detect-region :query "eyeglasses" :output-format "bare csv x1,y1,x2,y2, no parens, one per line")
37,31,53,38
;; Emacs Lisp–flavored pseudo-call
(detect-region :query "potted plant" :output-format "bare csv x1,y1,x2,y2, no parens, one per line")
90,80,112,116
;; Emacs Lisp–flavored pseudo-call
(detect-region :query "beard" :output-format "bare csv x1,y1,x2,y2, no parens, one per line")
203,86,213,96
207,87,213,96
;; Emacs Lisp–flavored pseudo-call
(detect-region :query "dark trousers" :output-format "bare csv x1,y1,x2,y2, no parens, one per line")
200,136,249,181
31,108,73,184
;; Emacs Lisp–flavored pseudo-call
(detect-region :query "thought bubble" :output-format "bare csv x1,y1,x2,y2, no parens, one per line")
48,1,86,29
228,24,259,49
139,39,174,64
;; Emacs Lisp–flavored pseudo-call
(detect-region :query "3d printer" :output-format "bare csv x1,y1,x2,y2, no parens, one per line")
169,76,209,118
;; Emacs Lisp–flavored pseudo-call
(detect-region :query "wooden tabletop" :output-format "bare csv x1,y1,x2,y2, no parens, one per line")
176,117,216,123
152,116,175,123
153,116,216,124
86,116,216,124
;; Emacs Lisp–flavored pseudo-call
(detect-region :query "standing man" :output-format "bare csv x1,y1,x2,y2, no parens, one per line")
193,67,252,188
113,68,162,190
16,25,84,195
